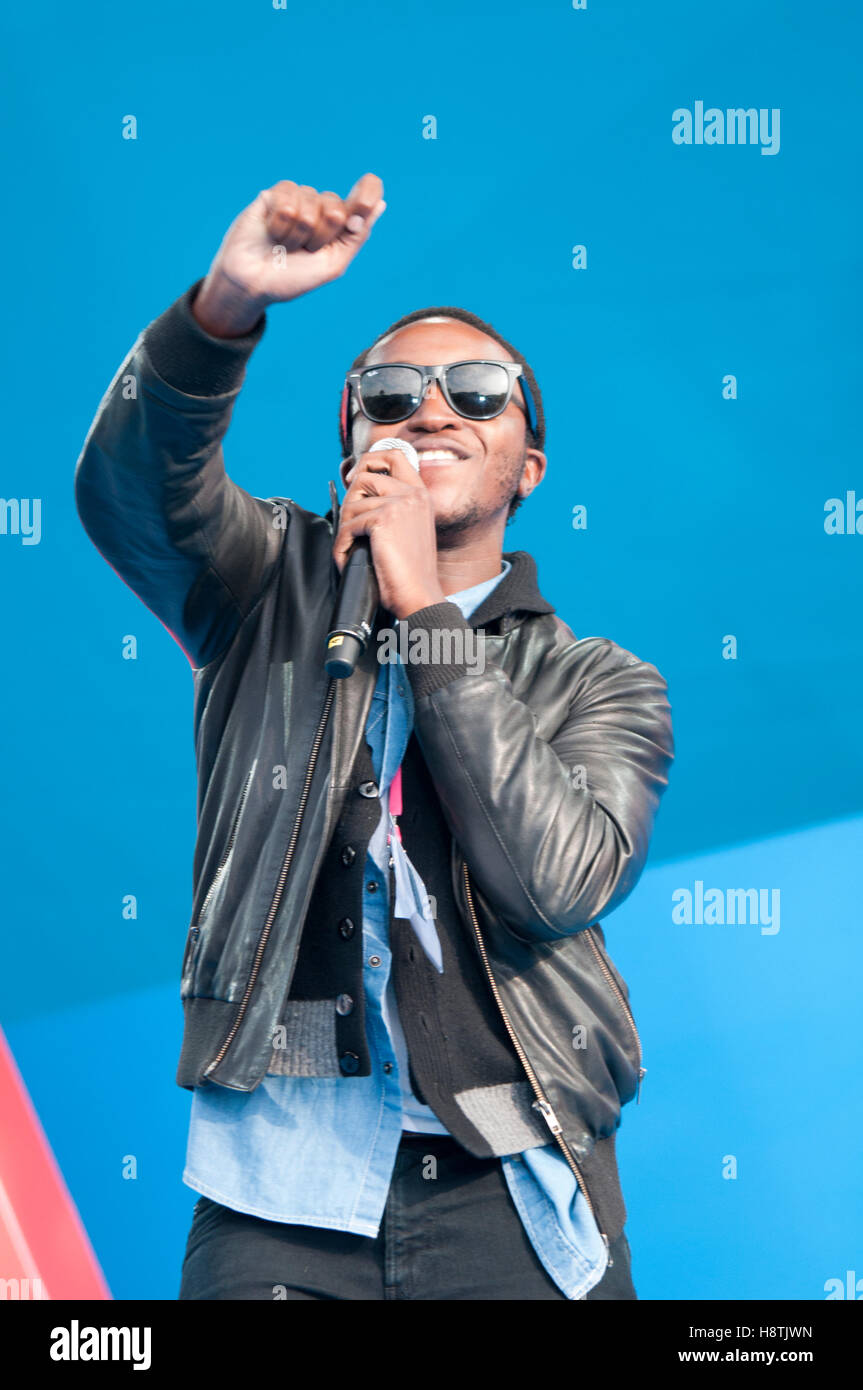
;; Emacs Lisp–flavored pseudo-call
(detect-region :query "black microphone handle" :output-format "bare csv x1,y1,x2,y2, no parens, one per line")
325,536,381,678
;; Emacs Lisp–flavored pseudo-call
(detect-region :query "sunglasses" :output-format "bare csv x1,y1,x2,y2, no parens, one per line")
341,361,538,445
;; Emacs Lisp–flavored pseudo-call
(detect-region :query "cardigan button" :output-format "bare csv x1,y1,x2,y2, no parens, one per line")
358,780,379,798
341,845,356,866
339,1052,360,1074
336,993,354,1016
338,918,355,940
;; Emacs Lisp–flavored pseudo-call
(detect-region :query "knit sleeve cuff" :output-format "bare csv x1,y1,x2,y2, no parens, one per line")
401,602,476,699
142,278,267,397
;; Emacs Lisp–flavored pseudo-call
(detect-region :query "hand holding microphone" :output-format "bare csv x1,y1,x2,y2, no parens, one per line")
326,438,446,677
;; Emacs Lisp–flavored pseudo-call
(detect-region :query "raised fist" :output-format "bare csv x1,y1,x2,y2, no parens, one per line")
193,173,386,336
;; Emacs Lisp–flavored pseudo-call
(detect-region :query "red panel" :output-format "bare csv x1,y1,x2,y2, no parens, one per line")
0,1026,111,1299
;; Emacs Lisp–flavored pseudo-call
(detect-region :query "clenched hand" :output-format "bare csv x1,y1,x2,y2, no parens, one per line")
333,449,447,621
193,173,386,337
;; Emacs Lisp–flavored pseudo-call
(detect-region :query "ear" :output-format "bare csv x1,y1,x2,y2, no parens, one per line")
518,447,547,499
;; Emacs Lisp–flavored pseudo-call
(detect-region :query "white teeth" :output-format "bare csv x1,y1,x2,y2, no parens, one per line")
417,449,460,461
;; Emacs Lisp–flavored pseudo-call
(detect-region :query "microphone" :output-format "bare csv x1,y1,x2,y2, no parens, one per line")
325,437,420,678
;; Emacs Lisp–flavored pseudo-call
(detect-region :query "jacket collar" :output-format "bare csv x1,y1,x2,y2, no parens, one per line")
468,551,555,632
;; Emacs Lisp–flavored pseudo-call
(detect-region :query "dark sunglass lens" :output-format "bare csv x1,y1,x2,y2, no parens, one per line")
359,366,423,422
445,363,510,418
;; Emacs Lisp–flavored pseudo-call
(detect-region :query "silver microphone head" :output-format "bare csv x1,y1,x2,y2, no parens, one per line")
368,437,420,472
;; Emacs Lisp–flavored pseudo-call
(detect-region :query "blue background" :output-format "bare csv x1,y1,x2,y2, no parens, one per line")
1,0,860,1299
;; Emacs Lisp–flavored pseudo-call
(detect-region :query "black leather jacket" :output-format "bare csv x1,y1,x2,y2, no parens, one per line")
74,283,674,1241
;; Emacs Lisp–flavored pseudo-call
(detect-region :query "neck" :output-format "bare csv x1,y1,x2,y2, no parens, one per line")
434,520,508,596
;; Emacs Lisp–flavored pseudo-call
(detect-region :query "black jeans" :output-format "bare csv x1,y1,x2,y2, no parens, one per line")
178,1133,636,1300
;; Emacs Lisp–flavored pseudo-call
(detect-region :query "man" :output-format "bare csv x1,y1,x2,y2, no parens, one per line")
75,173,674,1301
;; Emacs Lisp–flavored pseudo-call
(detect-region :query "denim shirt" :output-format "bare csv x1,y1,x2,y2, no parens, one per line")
183,560,608,1298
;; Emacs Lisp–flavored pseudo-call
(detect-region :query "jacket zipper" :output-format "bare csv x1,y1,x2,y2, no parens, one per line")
203,678,338,1079
189,762,257,943
584,926,647,1104
461,860,611,1262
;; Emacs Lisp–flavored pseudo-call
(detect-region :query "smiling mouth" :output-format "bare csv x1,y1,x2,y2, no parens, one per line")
416,449,465,466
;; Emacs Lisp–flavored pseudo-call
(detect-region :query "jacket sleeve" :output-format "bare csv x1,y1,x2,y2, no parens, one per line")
402,602,674,945
74,278,285,670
